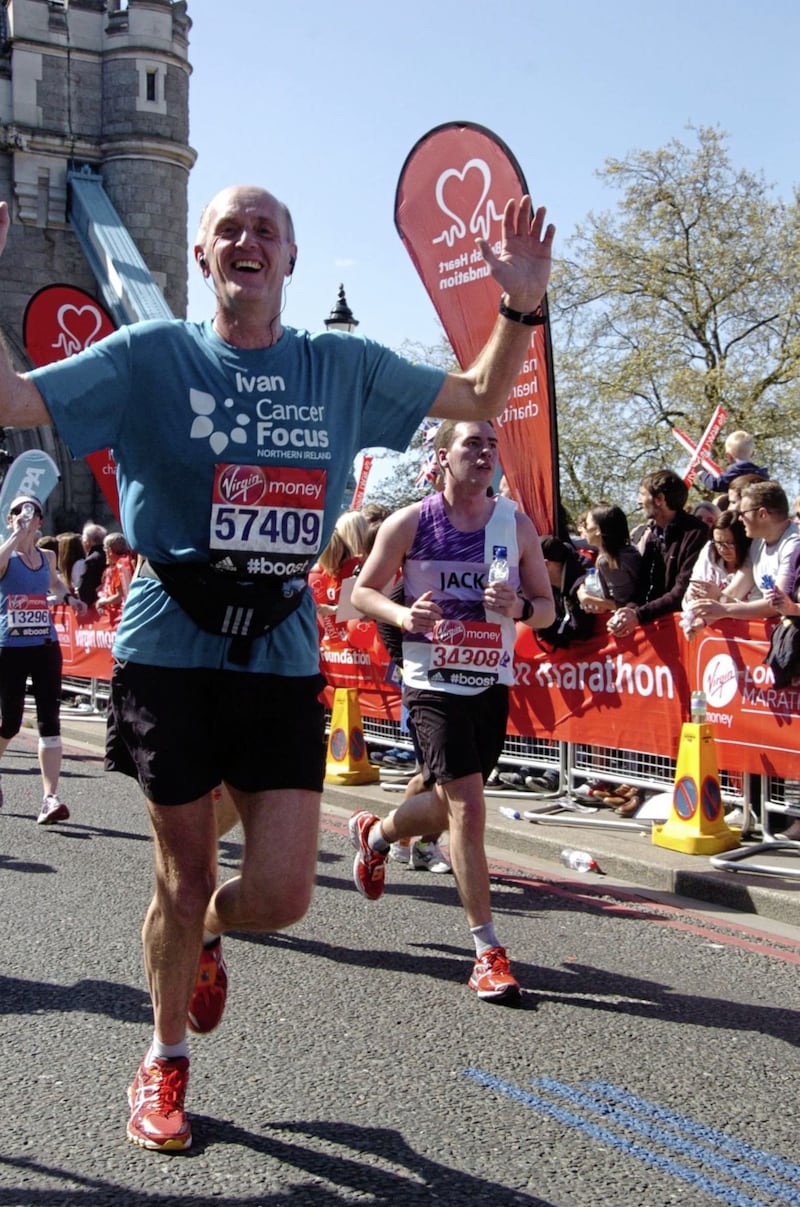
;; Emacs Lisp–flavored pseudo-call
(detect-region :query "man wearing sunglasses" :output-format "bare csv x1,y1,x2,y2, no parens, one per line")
693,480,800,623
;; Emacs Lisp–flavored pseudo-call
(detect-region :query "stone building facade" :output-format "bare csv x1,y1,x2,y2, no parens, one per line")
0,0,195,530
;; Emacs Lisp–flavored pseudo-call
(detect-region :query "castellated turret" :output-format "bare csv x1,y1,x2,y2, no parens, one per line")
0,0,196,528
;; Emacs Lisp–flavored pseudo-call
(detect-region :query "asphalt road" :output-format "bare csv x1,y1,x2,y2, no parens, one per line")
2,732,799,1206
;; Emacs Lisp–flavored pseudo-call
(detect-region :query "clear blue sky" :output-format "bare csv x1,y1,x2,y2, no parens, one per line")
185,0,799,353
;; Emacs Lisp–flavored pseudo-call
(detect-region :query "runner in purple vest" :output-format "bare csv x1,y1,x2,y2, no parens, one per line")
350,419,554,1002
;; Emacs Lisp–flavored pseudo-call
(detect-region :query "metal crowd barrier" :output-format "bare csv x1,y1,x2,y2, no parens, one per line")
356,710,800,874
60,675,109,715
709,775,800,880
763,775,800,841
352,713,746,808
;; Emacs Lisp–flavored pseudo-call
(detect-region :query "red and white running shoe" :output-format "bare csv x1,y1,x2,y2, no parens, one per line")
468,946,520,1002
127,1056,191,1151
348,810,387,901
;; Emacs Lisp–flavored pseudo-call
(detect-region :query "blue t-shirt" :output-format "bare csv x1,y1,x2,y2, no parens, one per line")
32,319,444,673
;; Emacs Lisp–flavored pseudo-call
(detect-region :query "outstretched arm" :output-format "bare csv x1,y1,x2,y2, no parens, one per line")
430,196,555,422
0,201,55,428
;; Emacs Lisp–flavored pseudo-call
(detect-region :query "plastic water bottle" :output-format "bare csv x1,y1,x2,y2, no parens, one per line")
488,545,509,584
582,568,604,599
690,690,707,723
20,503,34,521
560,849,599,873
498,806,521,821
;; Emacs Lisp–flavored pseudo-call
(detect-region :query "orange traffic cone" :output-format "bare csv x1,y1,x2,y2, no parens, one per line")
652,719,740,855
324,688,380,785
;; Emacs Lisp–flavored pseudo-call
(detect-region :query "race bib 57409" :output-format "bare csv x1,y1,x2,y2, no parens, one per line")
209,464,326,576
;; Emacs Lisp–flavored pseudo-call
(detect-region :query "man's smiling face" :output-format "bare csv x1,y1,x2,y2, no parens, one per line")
196,186,297,311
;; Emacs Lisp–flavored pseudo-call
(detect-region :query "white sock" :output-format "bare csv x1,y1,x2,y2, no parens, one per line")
148,1035,189,1063
470,922,500,957
368,822,390,853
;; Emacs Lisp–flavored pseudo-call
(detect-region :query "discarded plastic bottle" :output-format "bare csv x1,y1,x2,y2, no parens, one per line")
690,690,707,723
560,848,599,873
488,545,509,584
498,806,521,821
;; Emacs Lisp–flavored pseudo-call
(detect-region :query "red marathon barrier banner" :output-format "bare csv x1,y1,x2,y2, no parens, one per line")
318,615,800,780
684,622,800,778
53,603,799,780
53,605,117,681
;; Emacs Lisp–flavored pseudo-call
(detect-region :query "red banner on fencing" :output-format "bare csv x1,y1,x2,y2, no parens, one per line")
52,605,116,681
319,614,798,779
508,619,687,757
55,600,798,779
683,621,800,777
395,122,559,538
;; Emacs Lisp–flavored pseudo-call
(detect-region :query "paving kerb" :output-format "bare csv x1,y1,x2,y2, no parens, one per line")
53,710,800,930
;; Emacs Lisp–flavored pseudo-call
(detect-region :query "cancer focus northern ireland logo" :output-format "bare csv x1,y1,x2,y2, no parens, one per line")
702,653,739,709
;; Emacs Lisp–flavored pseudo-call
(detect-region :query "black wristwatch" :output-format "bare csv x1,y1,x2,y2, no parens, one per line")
499,294,546,326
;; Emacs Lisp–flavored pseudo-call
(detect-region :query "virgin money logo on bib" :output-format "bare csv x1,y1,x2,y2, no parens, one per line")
217,465,268,507
434,620,466,645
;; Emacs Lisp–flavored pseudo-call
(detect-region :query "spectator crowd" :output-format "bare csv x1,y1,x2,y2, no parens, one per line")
309,429,800,843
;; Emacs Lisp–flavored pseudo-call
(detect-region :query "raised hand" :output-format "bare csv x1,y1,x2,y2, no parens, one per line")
476,195,555,312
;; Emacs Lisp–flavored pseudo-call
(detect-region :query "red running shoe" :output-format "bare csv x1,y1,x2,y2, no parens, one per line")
187,939,228,1034
127,1056,192,1151
348,810,387,900
468,946,520,1002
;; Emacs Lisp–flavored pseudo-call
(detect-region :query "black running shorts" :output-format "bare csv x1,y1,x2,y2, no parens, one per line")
106,661,326,805
403,684,509,787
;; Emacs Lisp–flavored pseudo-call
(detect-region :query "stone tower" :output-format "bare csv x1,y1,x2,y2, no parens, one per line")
0,0,195,529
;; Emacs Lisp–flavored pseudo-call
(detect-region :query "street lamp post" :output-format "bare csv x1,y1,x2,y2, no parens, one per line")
325,285,361,505
324,284,359,333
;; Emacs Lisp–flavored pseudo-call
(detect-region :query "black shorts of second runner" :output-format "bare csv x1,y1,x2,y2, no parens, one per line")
106,661,326,805
404,684,509,786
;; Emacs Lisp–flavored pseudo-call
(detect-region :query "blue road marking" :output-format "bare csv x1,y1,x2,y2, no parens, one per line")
536,1077,800,1206
586,1080,800,1183
464,1069,795,1207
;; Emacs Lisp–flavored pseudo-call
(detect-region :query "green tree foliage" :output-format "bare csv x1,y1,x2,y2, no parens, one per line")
364,333,457,513
550,125,800,521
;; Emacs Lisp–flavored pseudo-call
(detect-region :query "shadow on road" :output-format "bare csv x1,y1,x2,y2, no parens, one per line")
0,973,150,1023
0,1116,552,1204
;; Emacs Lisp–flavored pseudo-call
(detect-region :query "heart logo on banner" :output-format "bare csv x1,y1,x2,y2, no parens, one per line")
434,158,498,246
55,304,105,355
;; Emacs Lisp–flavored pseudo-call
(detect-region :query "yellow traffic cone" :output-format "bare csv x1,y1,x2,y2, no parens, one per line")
324,688,380,785
652,720,740,855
